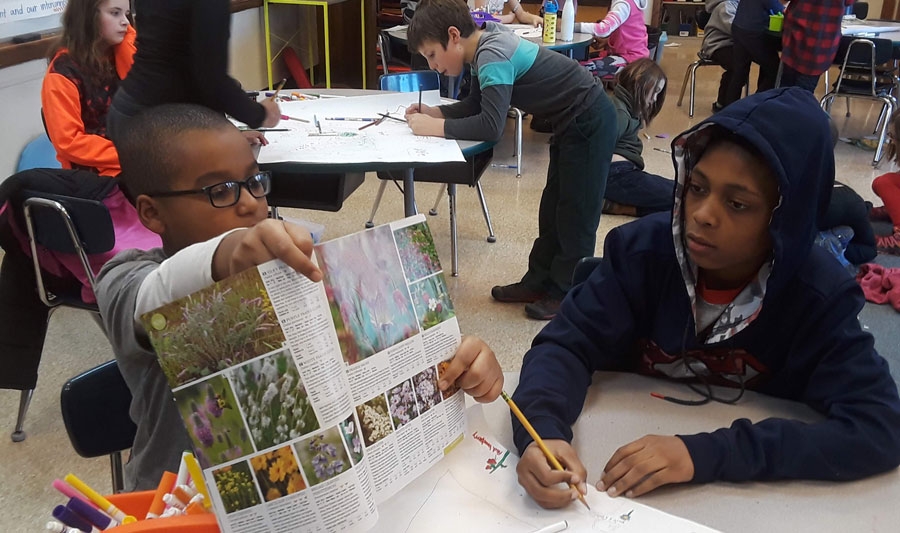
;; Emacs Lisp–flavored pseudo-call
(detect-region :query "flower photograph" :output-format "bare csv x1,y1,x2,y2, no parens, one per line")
355,394,394,447
213,461,261,513
249,446,307,502
228,348,320,450
412,366,442,415
294,427,352,486
437,361,461,401
409,274,455,330
141,267,286,387
394,222,442,282
388,379,419,429
339,415,364,465
316,225,419,364
173,375,254,468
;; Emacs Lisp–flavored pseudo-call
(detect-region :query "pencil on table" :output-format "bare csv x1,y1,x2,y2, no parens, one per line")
268,78,287,100
500,391,591,511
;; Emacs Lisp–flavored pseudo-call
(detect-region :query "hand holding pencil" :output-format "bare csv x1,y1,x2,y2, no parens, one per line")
503,392,591,510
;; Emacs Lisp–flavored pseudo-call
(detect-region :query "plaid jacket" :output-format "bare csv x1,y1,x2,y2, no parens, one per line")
781,0,854,76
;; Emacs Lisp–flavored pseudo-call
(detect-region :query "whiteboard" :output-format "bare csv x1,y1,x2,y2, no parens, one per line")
0,0,68,41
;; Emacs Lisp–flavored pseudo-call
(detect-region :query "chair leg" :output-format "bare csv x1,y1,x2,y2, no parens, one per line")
429,185,446,216
365,180,388,228
12,388,34,442
874,99,894,166
475,182,497,244
875,102,888,134
688,62,702,118
845,97,851,118
677,61,695,108
513,107,523,178
448,184,459,277
111,451,126,493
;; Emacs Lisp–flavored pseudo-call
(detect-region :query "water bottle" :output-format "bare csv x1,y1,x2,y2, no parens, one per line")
543,0,558,44
560,0,576,42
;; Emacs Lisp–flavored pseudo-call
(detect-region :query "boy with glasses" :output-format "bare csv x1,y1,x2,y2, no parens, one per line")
98,104,502,490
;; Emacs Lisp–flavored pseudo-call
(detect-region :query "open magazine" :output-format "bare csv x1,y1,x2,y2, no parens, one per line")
140,215,466,533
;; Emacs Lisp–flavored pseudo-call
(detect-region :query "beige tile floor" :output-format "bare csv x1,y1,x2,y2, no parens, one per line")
0,36,893,530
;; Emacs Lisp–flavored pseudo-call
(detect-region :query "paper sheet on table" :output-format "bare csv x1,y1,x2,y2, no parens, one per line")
372,406,720,533
247,91,465,165
842,19,900,35
514,27,544,38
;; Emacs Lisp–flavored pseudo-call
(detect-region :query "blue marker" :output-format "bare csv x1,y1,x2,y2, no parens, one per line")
491,164,519,169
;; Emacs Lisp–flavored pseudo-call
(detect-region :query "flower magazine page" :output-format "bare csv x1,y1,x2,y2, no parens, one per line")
140,215,468,533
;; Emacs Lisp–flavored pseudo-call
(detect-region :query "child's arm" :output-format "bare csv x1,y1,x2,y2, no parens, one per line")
577,0,632,38
41,74,120,173
421,60,511,142
437,336,503,402
678,278,900,486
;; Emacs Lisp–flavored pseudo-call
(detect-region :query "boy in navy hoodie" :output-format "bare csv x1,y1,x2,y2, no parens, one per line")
511,88,900,507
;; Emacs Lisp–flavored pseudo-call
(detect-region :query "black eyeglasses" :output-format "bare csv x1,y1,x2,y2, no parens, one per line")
145,171,271,208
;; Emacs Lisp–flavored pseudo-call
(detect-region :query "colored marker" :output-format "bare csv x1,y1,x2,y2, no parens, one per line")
146,471,176,519
314,115,322,134
64,473,136,524
491,164,519,169
182,453,211,509
532,520,569,533
67,497,115,531
281,114,310,123
52,505,94,532
52,479,97,509
45,521,83,533
184,499,208,515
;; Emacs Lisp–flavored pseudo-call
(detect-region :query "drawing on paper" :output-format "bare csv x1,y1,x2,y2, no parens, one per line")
228,348,320,450
249,445,307,502
317,225,419,364
173,375,254,469
142,267,285,388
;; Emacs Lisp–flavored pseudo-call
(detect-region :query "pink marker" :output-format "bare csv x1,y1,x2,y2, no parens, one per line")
52,479,97,509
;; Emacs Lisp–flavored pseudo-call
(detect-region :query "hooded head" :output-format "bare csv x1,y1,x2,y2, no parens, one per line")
669,88,835,343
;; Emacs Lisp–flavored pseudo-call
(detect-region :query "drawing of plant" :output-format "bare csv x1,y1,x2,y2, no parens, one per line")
249,446,307,502
142,268,286,388
355,394,394,446
409,274,455,330
213,461,261,513
228,348,320,450
174,375,254,469
412,366,442,414
388,379,419,428
339,415,364,465
316,225,419,364
294,427,352,486
394,222,442,282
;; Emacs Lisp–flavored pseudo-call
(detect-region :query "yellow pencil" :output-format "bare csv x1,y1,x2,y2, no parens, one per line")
501,391,590,510
268,78,287,100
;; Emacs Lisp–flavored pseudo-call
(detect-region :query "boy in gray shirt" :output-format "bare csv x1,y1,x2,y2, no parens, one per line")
406,0,616,320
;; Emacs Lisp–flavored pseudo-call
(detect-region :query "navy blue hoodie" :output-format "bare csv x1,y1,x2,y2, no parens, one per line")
512,88,900,483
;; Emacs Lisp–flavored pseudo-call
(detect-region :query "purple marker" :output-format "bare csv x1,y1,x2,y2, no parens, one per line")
68,497,115,530
51,505,93,532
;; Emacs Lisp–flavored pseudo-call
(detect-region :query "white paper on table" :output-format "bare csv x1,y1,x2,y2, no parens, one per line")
371,406,721,533
246,90,465,165
514,27,544,38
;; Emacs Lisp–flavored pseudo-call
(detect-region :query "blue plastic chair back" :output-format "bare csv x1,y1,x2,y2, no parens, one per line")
379,70,441,93
17,133,61,172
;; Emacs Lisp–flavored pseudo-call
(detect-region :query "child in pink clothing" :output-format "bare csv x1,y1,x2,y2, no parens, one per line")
870,111,900,255
578,0,650,77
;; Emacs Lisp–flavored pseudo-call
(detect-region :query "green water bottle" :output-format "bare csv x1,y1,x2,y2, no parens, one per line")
543,0,558,44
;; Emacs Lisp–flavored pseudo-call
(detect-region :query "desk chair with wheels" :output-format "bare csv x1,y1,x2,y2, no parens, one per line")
0,169,117,442
820,37,899,166
60,359,137,493
367,70,497,276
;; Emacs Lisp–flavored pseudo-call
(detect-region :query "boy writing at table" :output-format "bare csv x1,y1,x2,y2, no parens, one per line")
405,0,617,321
97,103,503,491
512,88,900,507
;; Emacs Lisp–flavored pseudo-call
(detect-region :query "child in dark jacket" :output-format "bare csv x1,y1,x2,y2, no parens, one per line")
512,88,900,507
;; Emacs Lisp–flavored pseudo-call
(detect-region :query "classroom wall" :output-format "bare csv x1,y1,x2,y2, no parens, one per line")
0,7,271,179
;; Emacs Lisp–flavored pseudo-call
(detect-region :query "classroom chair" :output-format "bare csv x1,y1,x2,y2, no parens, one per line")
0,169,116,442
677,53,748,118
368,70,497,276
60,359,137,493
820,37,899,166
16,132,61,172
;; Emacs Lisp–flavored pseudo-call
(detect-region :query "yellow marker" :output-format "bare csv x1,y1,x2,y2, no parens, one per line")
64,473,137,524
183,453,212,509
501,392,591,511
